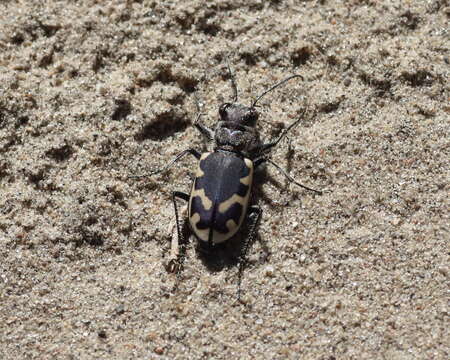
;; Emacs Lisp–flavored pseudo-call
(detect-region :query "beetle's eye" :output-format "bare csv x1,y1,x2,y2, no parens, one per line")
219,103,229,118
246,110,258,125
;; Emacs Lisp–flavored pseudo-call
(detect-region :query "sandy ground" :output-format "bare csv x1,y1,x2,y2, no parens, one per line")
0,0,448,359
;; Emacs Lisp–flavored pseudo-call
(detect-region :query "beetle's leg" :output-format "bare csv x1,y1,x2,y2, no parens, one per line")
255,106,308,155
128,149,201,179
254,157,322,194
256,118,304,154
193,113,214,141
226,58,238,103
237,204,262,300
192,94,214,141
167,191,190,274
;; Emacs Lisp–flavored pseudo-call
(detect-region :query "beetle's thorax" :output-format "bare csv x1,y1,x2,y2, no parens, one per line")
214,103,261,157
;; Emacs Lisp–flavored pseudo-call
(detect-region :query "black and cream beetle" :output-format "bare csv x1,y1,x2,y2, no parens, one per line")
136,66,321,288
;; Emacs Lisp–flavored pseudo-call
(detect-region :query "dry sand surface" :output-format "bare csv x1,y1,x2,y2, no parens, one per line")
0,0,449,359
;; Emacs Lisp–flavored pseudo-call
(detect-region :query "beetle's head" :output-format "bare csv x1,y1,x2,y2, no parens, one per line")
213,67,303,156
215,103,260,155
218,103,258,129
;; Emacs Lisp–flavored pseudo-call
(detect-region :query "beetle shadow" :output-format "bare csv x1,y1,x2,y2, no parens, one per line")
253,165,292,207
195,232,245,273
169,216,239,273
194,219,270,274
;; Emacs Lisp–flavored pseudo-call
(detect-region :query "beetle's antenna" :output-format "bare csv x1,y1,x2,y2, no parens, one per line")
252,74,303,107
226,59,238,103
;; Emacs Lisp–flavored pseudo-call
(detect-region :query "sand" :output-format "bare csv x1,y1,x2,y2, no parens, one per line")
0,0,448,359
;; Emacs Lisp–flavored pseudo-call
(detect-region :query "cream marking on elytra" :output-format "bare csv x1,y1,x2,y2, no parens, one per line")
218,158,253,212
189,213,210,242
243,158,253,182
218,193,246,213
217,158,253,216
194,153,210,177
211,219,239,244
190,187,212,211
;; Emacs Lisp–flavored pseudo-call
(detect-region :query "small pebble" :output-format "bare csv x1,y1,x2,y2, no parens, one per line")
265,265,275,277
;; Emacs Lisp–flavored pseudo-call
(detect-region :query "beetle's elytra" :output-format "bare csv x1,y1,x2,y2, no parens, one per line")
132,65,322,294
189,151,254,244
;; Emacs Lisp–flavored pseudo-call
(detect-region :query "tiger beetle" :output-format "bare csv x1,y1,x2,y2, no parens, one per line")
132,65,321,296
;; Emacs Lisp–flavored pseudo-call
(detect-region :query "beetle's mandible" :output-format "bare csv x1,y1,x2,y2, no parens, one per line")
132,65,322,294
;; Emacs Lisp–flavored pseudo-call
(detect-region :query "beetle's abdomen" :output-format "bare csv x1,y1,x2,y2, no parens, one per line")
189,152,253,244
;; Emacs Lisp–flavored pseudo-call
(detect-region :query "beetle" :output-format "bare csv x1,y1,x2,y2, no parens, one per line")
133,65,321,293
